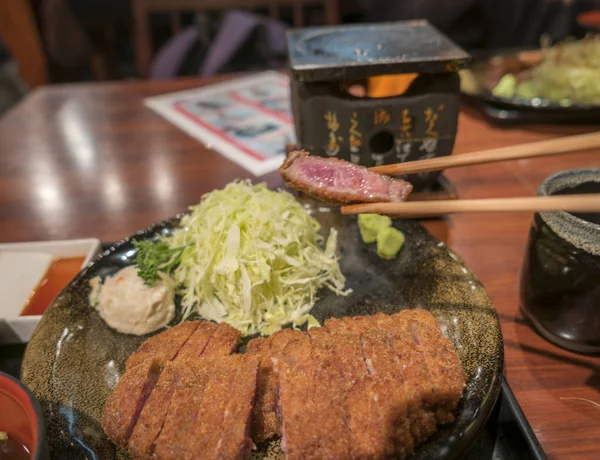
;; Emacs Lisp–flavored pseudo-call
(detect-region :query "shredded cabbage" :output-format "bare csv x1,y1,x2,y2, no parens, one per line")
493,35,600,105
166,180,350,336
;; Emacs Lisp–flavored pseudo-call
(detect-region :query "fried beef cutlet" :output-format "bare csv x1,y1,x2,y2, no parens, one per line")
169,359,235,459
246,329,303,443
357,331,416,459
323,312,387,334
170,355,259,460
126,321,240,371
406,321,465,423
305,330,352,459
104,312,465,460
127,357,257,460
308,329,406,459
302,329,421,459
279,150,413,205
323,329,388,459
125,321,200,370
175,321,218,359
102,356,163,448
324,309,465,439
335,312,452,426
214,356,260,459
273,335,319,459
127,361,193,459
274,329,419,460
105,321,241,459
324,310,441,335
356,311,465,423
386,332,438,443
200,322,242,356
150,359,215,460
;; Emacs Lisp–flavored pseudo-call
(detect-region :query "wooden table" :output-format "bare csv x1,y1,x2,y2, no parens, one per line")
1,77,599,459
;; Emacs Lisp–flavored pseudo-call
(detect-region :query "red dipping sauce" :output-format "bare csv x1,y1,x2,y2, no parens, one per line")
20,257,85,316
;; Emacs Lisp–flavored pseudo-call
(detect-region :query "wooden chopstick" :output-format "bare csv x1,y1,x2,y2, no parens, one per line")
341,194,600,217
369,131,600,176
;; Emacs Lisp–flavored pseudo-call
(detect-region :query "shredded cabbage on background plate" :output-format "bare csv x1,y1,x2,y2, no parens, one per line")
165,180,350,336
492,35,600,105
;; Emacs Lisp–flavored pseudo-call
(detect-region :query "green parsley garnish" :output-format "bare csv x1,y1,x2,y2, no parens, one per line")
133,240,187,286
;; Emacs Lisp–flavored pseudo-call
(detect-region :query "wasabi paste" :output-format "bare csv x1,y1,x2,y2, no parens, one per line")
358,214,392,243
376,227,405,260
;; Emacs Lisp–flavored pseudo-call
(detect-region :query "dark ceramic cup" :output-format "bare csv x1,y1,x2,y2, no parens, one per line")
520,169,600,354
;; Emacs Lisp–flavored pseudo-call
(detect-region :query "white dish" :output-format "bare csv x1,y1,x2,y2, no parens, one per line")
0,239,101,344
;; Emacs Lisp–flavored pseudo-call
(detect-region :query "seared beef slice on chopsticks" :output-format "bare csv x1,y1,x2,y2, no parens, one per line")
279,150,413,204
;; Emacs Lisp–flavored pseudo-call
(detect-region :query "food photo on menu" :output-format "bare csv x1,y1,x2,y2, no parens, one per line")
1,3,600,460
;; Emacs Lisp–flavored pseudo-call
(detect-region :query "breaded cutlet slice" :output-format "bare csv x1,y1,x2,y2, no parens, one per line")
200,322,241,356
246,329,302,443
307,328,364,383
174,321,218,359
346,377,385,457
323,311,390,334
273,335,319,460
310,329,401,459
325,310,465,424
245,333,283,444
314,330,392,459
368,312,463,417
127,321,240,371
102,356,163,448
127,361,188,459
382,313,465,422
323,309,440,335
392,309,440,329
328,313,439,442
214,355,260,459
359,331,419,458
305,330,352,459
246,336,268,355
153,358,231,459
148,359,216,460
405,321,465,423
308,329,417,458
175,355,258,460
387,332,439,442
278,332,381,459
125,321,200,370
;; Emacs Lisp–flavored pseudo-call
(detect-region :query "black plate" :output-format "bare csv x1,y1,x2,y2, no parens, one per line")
463,379,547,460
460,50,600,125
20,204,503,459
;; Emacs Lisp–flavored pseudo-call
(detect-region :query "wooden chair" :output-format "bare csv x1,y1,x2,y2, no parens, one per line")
0,0,48,88
132,0,339,78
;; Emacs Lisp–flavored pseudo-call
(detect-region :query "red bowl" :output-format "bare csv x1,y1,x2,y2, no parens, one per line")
0,372,48,459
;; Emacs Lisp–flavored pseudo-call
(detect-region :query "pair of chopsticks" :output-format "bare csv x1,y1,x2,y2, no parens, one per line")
341,132,600,217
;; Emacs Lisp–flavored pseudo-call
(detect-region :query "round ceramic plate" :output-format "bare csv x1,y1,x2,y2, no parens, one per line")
21,202,503,460
460,50,600,124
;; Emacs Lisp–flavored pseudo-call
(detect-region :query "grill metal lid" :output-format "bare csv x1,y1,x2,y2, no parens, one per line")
287,20,470,82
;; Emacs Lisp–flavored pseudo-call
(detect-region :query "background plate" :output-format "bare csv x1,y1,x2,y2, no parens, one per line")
21,203,503,459
460,49,600,125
